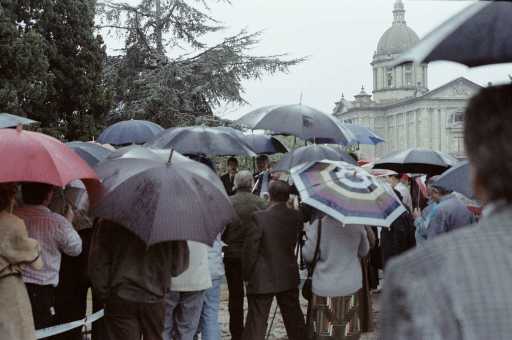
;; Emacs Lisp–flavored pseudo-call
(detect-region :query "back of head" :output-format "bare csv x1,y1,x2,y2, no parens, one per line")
21,182,54,205
464,84,512,203
268,180,290,203
234,170,253,190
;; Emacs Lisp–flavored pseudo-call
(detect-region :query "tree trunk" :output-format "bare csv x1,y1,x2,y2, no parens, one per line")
155,0,164,56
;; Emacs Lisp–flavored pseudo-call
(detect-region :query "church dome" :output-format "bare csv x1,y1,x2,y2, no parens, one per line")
375,0,419,57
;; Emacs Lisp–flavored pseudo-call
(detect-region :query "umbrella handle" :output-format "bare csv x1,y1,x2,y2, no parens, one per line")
167,149,175,165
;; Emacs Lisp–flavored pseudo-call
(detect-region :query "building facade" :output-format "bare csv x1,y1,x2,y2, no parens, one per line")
334,0,481,160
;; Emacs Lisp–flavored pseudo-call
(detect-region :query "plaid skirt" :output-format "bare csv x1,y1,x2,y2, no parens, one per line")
308,291,361,340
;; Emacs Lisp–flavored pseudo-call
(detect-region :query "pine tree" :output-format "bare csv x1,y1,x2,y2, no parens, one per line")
97,0,305,127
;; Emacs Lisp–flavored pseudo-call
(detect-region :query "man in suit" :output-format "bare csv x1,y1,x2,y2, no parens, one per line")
381,84,512,339
242,180,305,340
221,157,238,196
222,171,267,340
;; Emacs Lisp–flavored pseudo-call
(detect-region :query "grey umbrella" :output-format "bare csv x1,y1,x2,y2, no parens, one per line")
92,157,235,246
105,145,226,192
0,113,38,128
242,134,288,155
97,119,164,146
66,141,112,167
373,148,458,176
394,2,512,67
432,161,473,199
236,104,357,145
272,144,357,173
146,126,256,157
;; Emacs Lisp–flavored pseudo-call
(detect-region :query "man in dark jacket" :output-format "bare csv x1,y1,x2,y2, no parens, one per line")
220,157,239,196
222,170,267,340
242,180,306,340
89,220,189,340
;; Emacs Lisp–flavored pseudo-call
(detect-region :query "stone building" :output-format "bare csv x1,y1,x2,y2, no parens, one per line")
333,0,481,160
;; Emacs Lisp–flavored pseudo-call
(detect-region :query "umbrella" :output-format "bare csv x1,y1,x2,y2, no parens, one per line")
66,141,112,167
146,126,256,157
236,104,357,145
313,123,385,145
291,160,406,227
373,148,458,176
104,145,225,192
394,2,512,67
242,134,288,154
272,144,357,173
0,113,39,128
97,119,164,146
92,157,236,246
0,128,101,203
432,161,474,199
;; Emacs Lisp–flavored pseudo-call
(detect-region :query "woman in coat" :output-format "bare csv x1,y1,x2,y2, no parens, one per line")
302,215,370,340
0,183,43,340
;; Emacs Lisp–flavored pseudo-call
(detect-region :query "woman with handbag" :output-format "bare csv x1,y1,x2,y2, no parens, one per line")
302,214,370,340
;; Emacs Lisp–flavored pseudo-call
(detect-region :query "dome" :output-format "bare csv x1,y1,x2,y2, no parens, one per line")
375,0,420,57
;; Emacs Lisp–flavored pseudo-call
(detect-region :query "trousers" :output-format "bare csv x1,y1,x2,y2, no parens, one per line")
243,289,306,340
163,290,206,340
104,296,165,340
224,258,245,340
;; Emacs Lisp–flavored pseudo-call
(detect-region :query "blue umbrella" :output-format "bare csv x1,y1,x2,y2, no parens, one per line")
0,113,38,128
97,119,164,146
272,144,356,173
395,2,512,67
433,161,473,199
314,123,384,145
146,126,256,157
242,134,288,154
66,141,112,167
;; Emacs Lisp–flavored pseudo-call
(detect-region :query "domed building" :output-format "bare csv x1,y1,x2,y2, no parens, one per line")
334,0,481,160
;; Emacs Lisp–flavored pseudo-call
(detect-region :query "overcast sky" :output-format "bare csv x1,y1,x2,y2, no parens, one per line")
102,0,512,120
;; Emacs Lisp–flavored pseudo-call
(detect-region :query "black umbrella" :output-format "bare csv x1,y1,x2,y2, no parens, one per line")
66,141,112,167
236,104,357,145
92,157,235,246
395,2,512,67
373,148,458,176
243,134,288,155
433,161,473,198
146,126,256,157
97,119,164,146
0,113,38,128
272,144,356,173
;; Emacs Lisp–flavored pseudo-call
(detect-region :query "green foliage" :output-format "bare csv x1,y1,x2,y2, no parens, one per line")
97,0,305,127
0,0,112,140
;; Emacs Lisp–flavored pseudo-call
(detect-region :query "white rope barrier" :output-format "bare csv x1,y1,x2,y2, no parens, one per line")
35,309,104,339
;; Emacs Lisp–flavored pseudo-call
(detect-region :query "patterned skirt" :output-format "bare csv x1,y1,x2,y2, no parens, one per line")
308,292,361,340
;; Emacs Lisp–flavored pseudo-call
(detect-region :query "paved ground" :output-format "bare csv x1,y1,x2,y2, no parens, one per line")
219,284,380,340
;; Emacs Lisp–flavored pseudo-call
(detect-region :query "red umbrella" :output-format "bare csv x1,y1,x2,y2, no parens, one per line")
0,128,102,203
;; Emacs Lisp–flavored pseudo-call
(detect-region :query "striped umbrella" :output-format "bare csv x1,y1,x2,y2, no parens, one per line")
291,160,406,227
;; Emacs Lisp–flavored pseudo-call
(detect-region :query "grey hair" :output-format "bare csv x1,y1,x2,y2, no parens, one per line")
234,170,254,190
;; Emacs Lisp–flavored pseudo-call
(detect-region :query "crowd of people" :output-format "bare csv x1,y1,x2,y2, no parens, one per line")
1,83,512,340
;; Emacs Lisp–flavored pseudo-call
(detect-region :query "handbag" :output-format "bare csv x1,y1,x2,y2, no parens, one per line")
301,218,322,301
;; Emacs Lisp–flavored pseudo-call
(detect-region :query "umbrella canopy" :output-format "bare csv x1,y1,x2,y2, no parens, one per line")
291,160,406,227
0,128,101,203
432,161,473,199
373,148,458,176
92,157,235,246
272,144,357,173
394,2,512,67
242,134,288,154
313,123,385,145
146,126,256,157
97,119,164,146
66,141,112,167
236,104,357,145
0,113,39,128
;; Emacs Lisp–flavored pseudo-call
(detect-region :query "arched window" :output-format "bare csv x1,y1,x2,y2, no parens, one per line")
404,64,413,87
386,67,393,88
448,111,464,127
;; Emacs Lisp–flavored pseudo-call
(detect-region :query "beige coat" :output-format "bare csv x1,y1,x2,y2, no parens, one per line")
0,211,43,340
